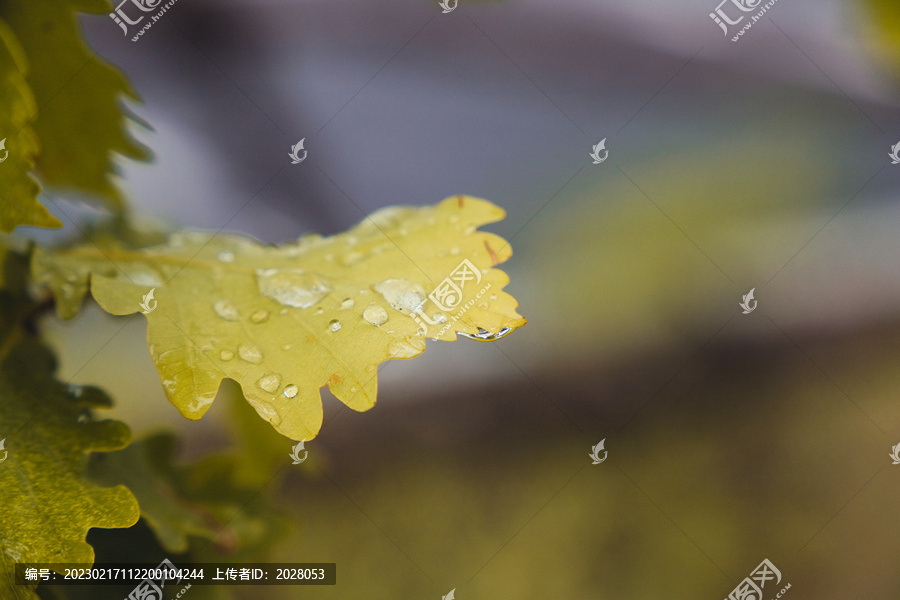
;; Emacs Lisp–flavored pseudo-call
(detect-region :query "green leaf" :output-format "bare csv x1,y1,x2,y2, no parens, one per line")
89,430,288,558
0,0,150,209
0,20,60,233
0,250,139,599
88,434,218,555
32,196,526,440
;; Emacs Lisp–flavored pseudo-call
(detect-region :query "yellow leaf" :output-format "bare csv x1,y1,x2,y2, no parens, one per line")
33,196,526,441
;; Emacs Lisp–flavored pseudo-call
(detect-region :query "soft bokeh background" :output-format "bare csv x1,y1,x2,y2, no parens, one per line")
36,0,900,597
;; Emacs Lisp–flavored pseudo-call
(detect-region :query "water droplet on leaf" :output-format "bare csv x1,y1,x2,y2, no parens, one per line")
341,298,355,309
283,384,299,398
363,305,388,326
248,398,282,425
251,309,269,323
213,300,240,321
238,344,263,364
328,319,342,332
257,373,282,393
374,279,426,314
256,268,331,309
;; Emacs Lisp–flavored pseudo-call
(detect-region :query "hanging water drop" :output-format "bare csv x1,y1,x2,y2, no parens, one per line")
459,327,513,342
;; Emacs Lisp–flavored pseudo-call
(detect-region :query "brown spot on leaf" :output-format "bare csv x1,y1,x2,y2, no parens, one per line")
457,195,465,208
484,240,500,265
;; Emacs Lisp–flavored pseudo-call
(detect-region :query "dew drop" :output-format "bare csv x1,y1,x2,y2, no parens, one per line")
256,268,331,309
131,270,162,287
238,343,263,364
464,224,476,235
220,349,234,361
248,398,282,425
316,307,324,315
329,319,342,332
218,252,235,263
433,313,448,324
213,300,240,321
374,279,426,314
388,336,427,359
251,309,269,323
363,305,389,326
340,298,355,310
342,251,365,266
257,373,282,393
283,384,299,398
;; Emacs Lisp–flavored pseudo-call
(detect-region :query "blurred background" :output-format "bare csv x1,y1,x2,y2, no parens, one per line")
36,0,900,597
